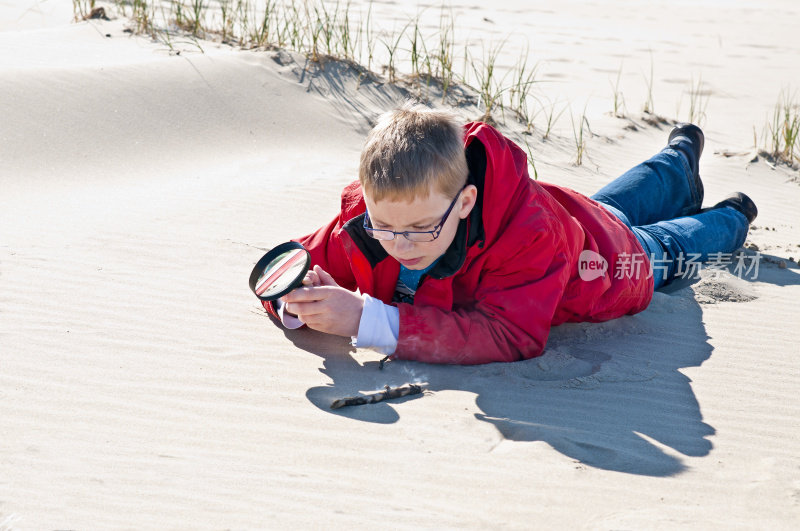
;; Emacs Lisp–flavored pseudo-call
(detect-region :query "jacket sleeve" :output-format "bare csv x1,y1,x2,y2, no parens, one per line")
262,211,358,318
394,227,572,365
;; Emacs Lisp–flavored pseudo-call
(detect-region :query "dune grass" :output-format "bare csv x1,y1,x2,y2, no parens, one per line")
507,47,540,132
609,61,625,118
570,103,591,166
770,89,800,165
469,39,509,123
749,88,800,169
73,0,96,20
687,74,710,127
540,97,567,141
74,1,765,169
642,52,655,115
74,0,553,129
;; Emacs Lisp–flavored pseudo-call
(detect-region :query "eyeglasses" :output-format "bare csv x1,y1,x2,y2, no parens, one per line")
363,187,465,242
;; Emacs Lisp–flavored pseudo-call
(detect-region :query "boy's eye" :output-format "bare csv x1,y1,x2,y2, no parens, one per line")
373,222,430,231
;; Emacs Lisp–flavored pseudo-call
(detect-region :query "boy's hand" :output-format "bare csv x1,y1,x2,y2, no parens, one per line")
280,265,364,337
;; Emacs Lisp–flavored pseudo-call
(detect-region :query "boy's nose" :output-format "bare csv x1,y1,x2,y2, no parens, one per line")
392,236,415,254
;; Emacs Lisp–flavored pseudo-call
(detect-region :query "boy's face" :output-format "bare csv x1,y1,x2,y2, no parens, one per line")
363,185,478,270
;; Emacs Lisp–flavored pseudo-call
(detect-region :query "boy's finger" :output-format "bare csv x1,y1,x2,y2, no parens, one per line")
285,300,327,319
302,270,322,286
314,265,339,287
282,286,332,303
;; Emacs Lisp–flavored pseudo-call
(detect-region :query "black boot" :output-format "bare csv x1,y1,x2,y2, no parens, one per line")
706,192,758,224
668,123,705,209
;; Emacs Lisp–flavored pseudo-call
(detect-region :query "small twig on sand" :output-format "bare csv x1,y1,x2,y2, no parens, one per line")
330,383,425,409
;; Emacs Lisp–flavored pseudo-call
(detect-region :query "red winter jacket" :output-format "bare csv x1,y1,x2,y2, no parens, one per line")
264,122,653,364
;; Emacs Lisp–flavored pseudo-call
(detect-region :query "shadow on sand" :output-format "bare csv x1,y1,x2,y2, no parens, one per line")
281,262,799,477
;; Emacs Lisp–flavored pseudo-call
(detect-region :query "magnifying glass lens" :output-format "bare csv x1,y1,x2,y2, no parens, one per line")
255,249,307,297
249,241,311,301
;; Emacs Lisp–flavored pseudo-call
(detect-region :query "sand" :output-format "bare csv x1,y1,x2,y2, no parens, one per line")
2,1,799,529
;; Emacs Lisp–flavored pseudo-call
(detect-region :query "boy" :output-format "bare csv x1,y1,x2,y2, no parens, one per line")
265,102,755,364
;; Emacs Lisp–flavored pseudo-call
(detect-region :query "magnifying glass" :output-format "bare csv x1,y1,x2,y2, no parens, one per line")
249,241,311,301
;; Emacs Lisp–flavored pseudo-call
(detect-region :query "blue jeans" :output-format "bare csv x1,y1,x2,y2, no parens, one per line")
591,148,750,290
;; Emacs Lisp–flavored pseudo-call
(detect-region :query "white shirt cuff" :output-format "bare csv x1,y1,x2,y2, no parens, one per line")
354,294,399,355
275,300,305,329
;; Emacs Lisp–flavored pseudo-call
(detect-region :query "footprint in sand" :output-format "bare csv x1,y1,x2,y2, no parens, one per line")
503,348,610,383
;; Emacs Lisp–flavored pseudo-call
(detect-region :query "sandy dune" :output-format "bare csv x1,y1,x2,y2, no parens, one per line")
2,1,799,529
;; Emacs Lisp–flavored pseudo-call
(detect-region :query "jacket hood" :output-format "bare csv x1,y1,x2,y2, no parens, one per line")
462,122,535,244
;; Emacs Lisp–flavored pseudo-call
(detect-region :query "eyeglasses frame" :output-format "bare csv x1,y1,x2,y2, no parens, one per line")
363,186,467,242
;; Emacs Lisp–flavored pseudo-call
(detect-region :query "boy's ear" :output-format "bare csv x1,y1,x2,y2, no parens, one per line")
457,184,478,219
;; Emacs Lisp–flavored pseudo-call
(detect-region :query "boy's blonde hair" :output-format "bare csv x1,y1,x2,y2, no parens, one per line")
359,101,468,202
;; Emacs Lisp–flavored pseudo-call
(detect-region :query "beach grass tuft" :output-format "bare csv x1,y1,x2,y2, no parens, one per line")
570,103,591,166
763,88,800,166
507,47,540,132
540,96,567,141
642,52,655,115
469,40,509,123
609,61,625,118
687,74,710,127
73,0,96,21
